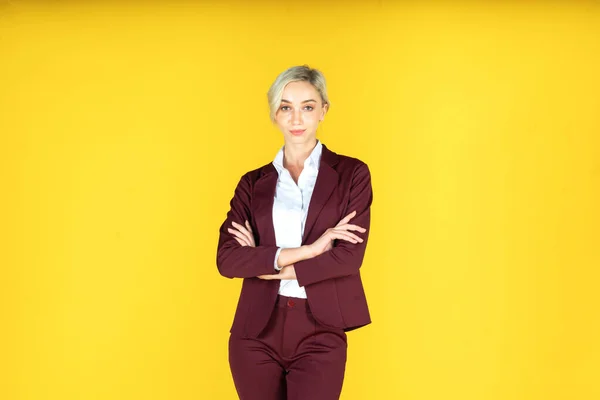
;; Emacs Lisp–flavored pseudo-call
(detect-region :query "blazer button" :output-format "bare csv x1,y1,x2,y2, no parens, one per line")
287,299,295,308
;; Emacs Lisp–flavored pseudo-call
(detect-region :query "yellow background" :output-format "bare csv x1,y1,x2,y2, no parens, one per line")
1,1,599,399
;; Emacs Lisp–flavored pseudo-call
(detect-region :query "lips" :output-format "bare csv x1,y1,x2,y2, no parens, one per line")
290,129,306,136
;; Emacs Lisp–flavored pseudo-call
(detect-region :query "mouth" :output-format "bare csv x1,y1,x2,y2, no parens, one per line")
289,129,306,136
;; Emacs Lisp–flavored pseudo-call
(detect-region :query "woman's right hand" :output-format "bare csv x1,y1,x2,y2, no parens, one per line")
308,210,366,257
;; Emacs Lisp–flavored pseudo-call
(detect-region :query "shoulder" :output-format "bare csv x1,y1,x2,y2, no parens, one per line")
325,146,370,178
337,153,369,170
326,149,373,198
236,161,275,186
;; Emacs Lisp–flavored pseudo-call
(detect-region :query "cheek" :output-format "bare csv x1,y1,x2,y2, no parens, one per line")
304,112,319,125
274,117,286,130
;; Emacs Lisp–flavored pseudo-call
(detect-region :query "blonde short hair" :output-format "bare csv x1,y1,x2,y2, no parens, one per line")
267,65,330,121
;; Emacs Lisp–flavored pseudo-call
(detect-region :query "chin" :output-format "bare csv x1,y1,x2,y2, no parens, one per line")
286,132,316,143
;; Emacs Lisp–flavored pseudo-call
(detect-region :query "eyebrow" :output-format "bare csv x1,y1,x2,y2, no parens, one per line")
281,99,317,104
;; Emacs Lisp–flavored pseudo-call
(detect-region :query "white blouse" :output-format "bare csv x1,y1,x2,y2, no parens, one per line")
271,140,323,299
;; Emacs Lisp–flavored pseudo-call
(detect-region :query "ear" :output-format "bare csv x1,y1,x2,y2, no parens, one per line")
320,102,329,121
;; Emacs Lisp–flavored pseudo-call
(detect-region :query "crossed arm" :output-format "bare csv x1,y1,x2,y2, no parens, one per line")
216,163,373,286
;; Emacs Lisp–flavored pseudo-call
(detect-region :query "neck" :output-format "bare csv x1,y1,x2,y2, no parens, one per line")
283,139,318,169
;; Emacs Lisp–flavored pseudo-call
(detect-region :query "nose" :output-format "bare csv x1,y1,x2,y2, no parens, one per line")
291,109,302,125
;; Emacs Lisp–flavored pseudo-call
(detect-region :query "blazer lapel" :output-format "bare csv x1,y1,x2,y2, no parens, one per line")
302,145,339,243
252,165,278,246
252,144,340,246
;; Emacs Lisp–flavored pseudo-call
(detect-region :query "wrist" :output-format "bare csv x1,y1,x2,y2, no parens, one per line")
303,244,317,259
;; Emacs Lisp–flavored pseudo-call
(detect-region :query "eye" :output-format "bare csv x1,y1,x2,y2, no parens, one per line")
304,106,314,111
280,106,291,111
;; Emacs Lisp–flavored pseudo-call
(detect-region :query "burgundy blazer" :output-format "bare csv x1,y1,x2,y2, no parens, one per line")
216,144,373,337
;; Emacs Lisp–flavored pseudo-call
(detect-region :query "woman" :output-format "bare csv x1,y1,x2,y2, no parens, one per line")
216,65,373,400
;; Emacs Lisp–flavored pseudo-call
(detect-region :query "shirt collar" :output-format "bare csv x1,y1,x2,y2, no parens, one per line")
273,140,323,173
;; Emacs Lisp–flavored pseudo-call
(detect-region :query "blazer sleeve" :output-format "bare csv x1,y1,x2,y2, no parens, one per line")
295,162,373,287
216,173,279,279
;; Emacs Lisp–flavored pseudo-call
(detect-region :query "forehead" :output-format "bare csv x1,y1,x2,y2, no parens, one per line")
281,81,319,102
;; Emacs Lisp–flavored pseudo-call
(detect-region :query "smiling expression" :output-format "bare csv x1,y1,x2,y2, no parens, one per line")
274,80,328,145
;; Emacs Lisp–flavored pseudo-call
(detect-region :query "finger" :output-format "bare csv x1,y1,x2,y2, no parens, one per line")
336,230,364,243
336,210,357,227
336,223,367,233
231,221,248,234
335,212,353,226
227,227,245,240
330,230,363,244
236,235,251,247
258,274,279,280
239,227,253,245
326,228,360,241
231,221,250,234
234,237,247,246
325,231,357,244
334,233,359,244
231,221,253,244
244,221,256,246
228,228,251,246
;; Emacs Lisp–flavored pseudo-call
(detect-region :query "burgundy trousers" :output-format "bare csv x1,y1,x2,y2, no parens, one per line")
228,295,348,400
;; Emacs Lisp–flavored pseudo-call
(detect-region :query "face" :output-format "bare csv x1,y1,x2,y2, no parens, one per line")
274,80,328,145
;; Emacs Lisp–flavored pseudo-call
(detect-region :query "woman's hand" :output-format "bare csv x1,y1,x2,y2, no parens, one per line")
257,265,296,280
227,220,256,247
308,210,366,257
228,220,294,280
